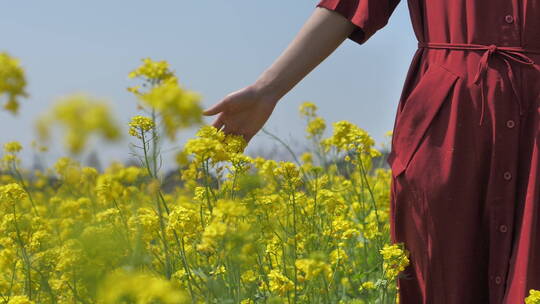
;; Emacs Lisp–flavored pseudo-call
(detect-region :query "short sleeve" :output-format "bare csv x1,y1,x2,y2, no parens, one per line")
316,0,401,45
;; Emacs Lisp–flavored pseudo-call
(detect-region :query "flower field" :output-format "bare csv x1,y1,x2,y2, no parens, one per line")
1,53,539,304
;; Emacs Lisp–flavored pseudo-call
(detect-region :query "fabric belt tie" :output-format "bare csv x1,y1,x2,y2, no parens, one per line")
417,41,540,126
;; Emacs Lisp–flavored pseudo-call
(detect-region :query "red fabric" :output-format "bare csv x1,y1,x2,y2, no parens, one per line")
316,0,400,45
317,0,540,303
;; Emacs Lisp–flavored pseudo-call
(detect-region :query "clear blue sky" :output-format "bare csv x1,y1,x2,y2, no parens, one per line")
0,1,417,170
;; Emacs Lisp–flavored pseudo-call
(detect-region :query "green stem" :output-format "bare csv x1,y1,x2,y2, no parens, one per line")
11,204,33,300
11,163,39,217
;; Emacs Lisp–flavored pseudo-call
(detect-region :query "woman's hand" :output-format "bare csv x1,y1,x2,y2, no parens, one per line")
202,84,279,144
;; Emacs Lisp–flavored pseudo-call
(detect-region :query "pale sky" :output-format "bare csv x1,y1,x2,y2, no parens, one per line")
0,1,417,171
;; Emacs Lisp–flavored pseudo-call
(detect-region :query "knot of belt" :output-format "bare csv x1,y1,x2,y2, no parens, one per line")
417,41,540,126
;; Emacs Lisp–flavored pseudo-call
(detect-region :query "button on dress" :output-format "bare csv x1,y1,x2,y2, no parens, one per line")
315,0,540,303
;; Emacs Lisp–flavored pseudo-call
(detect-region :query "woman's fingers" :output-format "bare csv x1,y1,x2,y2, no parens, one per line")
211,113,225,130
202,97,231,116
202,103,220,116
221,123,238,136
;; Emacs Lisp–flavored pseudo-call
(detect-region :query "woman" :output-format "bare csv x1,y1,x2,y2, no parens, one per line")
202,0,540,303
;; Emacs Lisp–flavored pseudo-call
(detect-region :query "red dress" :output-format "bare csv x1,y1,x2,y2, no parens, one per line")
315,0,540,303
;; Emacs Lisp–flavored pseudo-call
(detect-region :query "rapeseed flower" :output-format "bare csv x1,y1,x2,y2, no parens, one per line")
360,209,389,240
138,79,203,140
0,183,27,205
0,52,27,115
6,295,34,304
98,269,189,304
380,243,410,280
128,57,175,85
36,94,121,154
128,115,155,139
2,141,23,166
299,101,317,118
359,281,376,292
267,269,294,296
184,125,247,165
306,117,326,139
273,161,302,190
526,289,540,304
321,120,381,159
295,258,332,282
330,246,349,266
4,141,22,153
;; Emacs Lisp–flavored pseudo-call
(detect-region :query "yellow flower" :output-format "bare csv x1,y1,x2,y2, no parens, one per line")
321,120,381,158
197,220,227,254
0,183,27,205
299,101,318,118
273,161,302,190
184,125,246,164
209,265,226,276
379,243,410,280
330,246,349,265
213,199,250,218
4,141,22,153
306,117,326,139
175,149,190,166
241,269,258,284
360,209,388,240
526,289,540,304
7,295,34,304
300,152,313,164
128,57,176,84
2,141,23,166
295,258,332,282
138,78,203,140
128,115,155,139
359,281,376,292
0,52,28,115
36,94,121,154
267,269,294,296
97,269,189,304
95,174,124,203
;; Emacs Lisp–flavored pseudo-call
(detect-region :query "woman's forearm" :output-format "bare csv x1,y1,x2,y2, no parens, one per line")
252,7,357,101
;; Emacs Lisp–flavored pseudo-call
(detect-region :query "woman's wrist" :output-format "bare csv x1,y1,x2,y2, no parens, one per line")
250,76,287,104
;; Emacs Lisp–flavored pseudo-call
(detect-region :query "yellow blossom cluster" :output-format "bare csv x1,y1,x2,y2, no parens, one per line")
184,125,247,165
379,243,410,280
299,101,317,118
322,120,381,158
360,209,389,240
128,57,176,84
0,52,27,114
4,141,22,153
97,269,189,303
6,295,34,304
299,101,326,140
526,289,540,304
360,281,376,290
35,94,121,154
0,183,27,205
267,269,295,296
128,58,204,140
2,141,23,166
295,258,332,282
128,115,155,139
139,78,203,140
